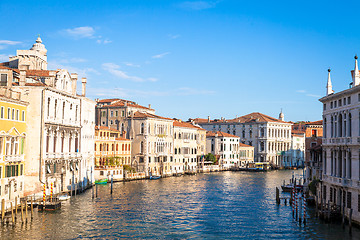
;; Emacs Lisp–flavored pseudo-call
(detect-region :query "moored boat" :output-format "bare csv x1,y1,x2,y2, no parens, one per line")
95,179,108,185
150,175,161,180
58,194,70,201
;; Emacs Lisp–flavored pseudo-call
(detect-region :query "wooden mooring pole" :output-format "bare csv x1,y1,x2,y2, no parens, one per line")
96,184,98,198
92,184,94,199
14,197,17,219
1,199,5,224
21,202,24,223
10,202,14,224
25,199,28,222
31,197,33,219
111,174,113,195
276,187,280,204
349,209,353,234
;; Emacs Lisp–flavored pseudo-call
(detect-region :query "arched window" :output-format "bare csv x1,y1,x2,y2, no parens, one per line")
140,141,144,153
249,130,253,138
331,116,334,137
324,118,327,138
260,128,264,137
62,102,65,119
338,114,342,137
54,100,57,118
242,130,245,138
334,116,337,137
233,130,236,135
260,142,265,151
47,98,50,117
116,144,119,151
348,113,352,137
141,123,144,134
175,148,177,154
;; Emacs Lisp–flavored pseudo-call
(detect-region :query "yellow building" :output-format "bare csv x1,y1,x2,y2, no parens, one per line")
0,88,28,206
94,126,131,181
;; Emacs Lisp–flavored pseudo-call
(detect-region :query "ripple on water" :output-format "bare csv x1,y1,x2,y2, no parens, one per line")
1,170,360,240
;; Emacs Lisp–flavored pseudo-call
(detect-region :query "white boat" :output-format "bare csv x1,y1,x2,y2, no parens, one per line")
58,194,70,201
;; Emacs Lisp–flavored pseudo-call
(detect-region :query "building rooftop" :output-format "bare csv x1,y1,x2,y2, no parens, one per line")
206,131,239,138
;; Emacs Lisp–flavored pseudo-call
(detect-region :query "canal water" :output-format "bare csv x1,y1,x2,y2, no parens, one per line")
1,170,360,239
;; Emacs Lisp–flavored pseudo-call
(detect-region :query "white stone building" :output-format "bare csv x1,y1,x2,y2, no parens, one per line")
0,37,95,195
129,111,174,177
206,131,240,169
319,56,360,225
173,120,205,174
195,112,292,167
282,131,305,168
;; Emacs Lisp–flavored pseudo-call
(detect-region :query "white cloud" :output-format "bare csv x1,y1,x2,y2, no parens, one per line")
87,86,215,99
168,34,180,39
179,1,219,10
63,26,95,39
102,62,149,82
96,39,112,44
296,89,321,98
0,54,11,62
124,62,141,68
306,94,321,98
0,40,22,50
48,60,100,77
152,52,171,59
147,77,158,82
178,87,215,95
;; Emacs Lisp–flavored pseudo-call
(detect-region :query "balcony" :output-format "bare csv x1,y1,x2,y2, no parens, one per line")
4,154,24,162
45,152,82,159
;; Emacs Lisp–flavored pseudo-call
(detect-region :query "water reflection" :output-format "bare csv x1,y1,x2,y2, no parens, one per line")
1,170,360,239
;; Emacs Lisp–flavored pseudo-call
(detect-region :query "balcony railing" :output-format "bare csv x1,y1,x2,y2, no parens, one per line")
45,152,82,159
4,154,24,162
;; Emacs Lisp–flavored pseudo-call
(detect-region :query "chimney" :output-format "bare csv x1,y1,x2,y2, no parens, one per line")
148,104,151,109
208,116,210,122
81,77,87,96
70,73,78,95
19,70,26,86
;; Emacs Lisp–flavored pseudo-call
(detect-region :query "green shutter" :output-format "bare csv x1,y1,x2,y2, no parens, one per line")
21,138,24,154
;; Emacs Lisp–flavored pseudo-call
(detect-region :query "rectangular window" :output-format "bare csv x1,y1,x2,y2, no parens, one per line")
110,111,113,117
339,99,342,107
16,110,19,121
0,74,7,86
348,96,351,104
22,111,25,121
347,192,352,209
331,102,333,108
115,111,118,117
334,101,337,108
0,106,4,118
20,164,23,175
7,108,10,119
12,108,14,120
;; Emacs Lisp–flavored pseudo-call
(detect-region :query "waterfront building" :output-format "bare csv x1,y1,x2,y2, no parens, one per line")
319,57,360,225
283,130,305,168
173,120,206,174
95,98,154,138
206,131,240,169
307,144,323,182
238,143,254,167
195,112,292,167
0,87,28,207
0,37,95,195
129,111,174,177
94,126,131,181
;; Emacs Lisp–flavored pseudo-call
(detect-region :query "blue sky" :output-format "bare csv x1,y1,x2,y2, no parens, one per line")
1,0,359,122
